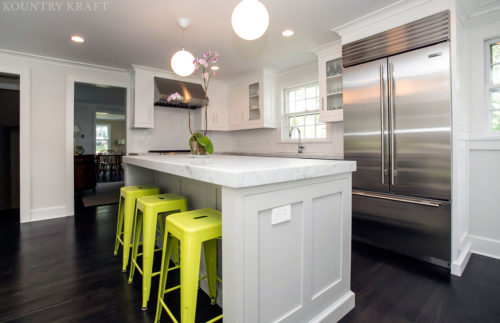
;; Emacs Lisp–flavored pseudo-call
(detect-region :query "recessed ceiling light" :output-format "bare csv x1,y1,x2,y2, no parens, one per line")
211,66,220,71
282,29,294,37
71,35,85,43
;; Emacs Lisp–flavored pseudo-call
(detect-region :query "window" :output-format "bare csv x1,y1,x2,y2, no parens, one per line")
96,124,110,153
488,39,500,132
283,83,326,140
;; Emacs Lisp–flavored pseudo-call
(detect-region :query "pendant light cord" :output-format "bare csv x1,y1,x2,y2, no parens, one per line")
182,28,185,50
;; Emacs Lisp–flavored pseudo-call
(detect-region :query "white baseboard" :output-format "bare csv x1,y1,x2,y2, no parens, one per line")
30,205,70,222
451,241,472,276
469,234,500,260
311,290,355,323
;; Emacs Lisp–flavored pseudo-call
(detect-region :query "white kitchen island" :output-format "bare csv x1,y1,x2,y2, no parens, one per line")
122,154,356,322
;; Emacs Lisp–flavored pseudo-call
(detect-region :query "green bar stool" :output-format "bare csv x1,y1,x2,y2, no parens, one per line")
114,185,160,272
155,208,223,323
128,193,188,310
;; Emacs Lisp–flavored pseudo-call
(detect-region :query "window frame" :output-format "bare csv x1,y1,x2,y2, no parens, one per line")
281,82,329,142
96,123,111,153
486,37,500,134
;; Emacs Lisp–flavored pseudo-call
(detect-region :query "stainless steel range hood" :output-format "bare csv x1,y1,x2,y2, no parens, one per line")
154,77,205,109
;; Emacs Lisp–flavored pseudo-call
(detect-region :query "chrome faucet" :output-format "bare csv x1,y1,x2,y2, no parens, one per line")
289,126,305,153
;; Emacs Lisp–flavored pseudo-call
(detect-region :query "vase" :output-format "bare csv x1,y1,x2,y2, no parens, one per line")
190,140,207,155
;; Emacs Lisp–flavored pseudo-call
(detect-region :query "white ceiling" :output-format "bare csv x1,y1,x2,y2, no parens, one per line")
0,0,399,80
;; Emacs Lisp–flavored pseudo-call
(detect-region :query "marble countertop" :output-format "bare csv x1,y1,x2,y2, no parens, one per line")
123,154,356,188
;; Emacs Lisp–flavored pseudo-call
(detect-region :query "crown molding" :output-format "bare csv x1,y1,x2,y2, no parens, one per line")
469,0,500,18
0,48,128,73
310,40,341,57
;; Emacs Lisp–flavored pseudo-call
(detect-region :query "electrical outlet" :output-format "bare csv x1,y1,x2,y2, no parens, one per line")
271,204,291,225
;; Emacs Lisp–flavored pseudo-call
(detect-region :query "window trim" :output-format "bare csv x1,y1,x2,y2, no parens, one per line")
281,81,329,142
486,37,500,134
96,123,111,153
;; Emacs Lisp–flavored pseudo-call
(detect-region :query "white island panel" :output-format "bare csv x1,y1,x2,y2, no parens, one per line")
122,155,356,322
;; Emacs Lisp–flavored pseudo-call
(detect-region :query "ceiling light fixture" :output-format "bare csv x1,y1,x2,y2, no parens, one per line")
281,29,294,37
170,18,195,77
70,35,85,43
231,0,269,40
211,66,219,71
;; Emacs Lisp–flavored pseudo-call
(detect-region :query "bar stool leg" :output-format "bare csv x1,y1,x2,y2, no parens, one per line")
114,196,125,256
171,239,180,266
203,239,218,305
155,233,173,323
128,208,143,284
142,207,159,310
122,197,136,272
180,236,202,323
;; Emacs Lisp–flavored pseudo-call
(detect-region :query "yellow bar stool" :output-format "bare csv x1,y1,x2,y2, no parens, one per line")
114,185,160,272
128,193,188,310
155,208,222,323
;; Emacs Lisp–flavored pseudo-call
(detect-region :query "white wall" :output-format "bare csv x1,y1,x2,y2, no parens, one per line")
0,50,129,221
466,10,500,260
128,107,202,153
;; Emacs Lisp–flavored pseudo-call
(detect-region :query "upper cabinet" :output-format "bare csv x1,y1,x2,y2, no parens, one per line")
132,67,155,128
228,69,277,130
202,82,229,131
313,41,343,122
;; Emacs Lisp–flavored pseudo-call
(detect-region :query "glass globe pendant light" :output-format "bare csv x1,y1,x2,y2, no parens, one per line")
171,18,195,77
231,0,269,40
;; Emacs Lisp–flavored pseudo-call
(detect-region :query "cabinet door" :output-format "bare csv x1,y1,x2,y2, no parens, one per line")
319,57,343,122
205,85,228,131
133,72,154,128
228,84,247,130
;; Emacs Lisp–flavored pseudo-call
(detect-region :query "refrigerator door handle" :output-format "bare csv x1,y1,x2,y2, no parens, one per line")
379,64,385,184
352,190,444,207
389,62,395,185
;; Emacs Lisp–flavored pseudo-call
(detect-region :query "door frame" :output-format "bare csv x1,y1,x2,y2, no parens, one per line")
0,65,31,223
65,74,130,216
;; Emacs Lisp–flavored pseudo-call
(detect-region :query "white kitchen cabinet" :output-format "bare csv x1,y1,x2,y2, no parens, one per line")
201,82,229,131
313,41,343,122
228,83,247,129
227,69,277,130
132,67,155,128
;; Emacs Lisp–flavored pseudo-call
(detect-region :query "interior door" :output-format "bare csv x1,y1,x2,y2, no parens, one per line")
344,58,389,192
388,42,451,200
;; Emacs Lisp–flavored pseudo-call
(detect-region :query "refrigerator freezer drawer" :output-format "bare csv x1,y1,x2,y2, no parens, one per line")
352,191,451,268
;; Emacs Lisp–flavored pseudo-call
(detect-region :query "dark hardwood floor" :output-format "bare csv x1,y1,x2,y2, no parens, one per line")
0,204,499,322
0,204,221,322
341,242,500,323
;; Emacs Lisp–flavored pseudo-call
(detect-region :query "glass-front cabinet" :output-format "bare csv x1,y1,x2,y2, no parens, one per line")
314,41,343,122
249,82,260,121
325,58,343,112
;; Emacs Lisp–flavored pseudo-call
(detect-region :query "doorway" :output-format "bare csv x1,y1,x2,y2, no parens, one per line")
0,73,20,223
73,82,127,209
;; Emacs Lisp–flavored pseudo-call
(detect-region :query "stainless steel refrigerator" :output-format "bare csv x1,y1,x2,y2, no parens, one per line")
343,12,452,268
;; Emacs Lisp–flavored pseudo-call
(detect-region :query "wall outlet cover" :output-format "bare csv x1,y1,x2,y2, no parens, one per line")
271,204,292,225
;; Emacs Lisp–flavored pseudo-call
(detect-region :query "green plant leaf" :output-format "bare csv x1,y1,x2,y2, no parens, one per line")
196,135,214,154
